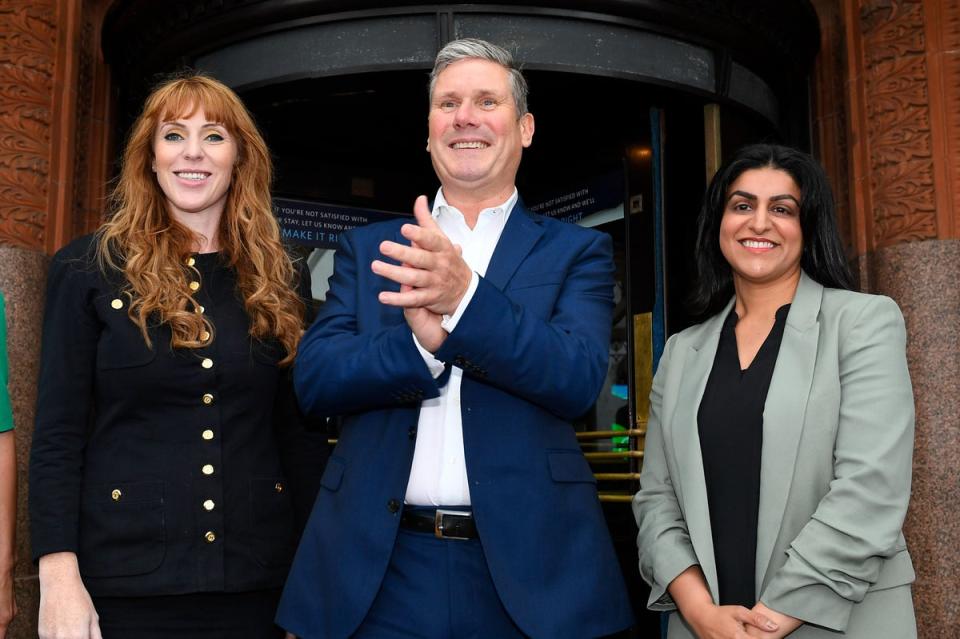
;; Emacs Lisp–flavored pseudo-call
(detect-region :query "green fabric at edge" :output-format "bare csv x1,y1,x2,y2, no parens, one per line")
0,292,13,432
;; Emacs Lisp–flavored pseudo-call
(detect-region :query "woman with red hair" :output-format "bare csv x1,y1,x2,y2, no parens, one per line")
30,75,327,639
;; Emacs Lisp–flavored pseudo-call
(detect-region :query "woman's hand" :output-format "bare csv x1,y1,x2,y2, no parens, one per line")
668,566,779,639
743,602,802,638
685,603,780,639
38,553,101,639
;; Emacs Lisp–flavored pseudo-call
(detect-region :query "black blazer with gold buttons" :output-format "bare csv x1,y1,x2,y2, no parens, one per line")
29,234,328,596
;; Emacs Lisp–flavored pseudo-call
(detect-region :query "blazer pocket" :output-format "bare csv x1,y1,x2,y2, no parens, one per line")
547,450,597,484
507,271,564,291
248,477,296,568
78,480,165,577
320,455,346,491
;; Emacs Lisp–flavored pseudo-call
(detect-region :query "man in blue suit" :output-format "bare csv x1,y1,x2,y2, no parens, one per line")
277,38,634,639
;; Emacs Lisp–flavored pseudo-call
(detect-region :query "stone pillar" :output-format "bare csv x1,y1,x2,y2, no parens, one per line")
0,1,111,636
814,1,960,636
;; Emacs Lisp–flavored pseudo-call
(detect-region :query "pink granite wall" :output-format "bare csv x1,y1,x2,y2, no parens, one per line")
871,239,960,633
0,245,48,638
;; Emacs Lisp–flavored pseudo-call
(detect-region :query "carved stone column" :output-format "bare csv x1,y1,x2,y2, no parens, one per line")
0,1,111,636
814,1,960,636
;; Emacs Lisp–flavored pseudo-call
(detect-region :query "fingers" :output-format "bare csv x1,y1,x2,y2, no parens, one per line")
735,607,778,632
371,260,435,289
90,620,103,639
412,194,435,229
399,222,451,253
378,288,430,308
379,240,435,269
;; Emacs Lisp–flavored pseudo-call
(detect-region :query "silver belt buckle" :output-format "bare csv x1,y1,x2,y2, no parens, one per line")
434,508,472,540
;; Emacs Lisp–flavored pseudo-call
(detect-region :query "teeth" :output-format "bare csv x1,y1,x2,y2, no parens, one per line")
175,172,209,180
742,239,776,249
452,141,488,149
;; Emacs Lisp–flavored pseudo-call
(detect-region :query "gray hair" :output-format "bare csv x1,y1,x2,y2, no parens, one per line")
429,38,529,116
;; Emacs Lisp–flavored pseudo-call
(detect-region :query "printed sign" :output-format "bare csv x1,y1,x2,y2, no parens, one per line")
524,172,623,224
272,197,408,249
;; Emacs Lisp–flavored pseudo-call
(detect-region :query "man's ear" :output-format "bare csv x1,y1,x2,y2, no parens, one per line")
520,112,535,148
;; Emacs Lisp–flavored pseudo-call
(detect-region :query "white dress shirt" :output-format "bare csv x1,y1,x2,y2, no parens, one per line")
403,187,518,506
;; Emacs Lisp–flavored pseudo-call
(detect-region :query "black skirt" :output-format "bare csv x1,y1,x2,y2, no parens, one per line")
93,589,285,639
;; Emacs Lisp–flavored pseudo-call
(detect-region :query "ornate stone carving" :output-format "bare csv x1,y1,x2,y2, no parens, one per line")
859,0,938,246
0,2,57,250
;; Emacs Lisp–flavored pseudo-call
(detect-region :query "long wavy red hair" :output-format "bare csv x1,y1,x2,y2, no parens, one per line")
96,74,305,365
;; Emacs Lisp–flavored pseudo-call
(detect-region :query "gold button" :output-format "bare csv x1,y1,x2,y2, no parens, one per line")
202,464,214,475
111,489,122,501
201,330,211,342
274,482,283,493
186,256,196,267
189,281,200,291
202,393,214,405
204,531,216,543
201,358,213,369
110,298,123,310
203,499,215,511
202,429,214,440
195,305,205,314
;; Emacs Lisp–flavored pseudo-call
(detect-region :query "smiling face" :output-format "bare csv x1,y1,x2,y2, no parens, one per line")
427,58,534,206
719,167,803,289
152,107,238,226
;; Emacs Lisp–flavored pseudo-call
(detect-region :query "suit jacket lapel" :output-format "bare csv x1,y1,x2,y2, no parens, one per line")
755,272,823,590
671,298,733,601
483,202,544,290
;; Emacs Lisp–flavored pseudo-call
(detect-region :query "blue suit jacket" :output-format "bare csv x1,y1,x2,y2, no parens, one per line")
277,202,634,638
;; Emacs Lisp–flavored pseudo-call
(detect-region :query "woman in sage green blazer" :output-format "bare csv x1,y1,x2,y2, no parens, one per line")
633,144,916,639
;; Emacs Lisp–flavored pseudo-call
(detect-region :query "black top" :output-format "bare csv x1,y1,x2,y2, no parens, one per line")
29,235,328,597
697,303,790,606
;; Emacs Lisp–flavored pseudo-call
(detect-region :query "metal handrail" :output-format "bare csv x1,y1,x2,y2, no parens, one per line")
576,428,646,440
593,472,641,481
584,450,643,460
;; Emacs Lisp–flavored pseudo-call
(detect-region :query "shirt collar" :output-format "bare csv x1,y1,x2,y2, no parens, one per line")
432,187,519,220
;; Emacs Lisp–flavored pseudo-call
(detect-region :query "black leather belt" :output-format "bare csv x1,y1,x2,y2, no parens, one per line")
400,508,478,540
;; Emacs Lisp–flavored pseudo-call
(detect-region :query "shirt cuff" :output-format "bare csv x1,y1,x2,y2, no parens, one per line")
441,271,479,333
412,334,446,379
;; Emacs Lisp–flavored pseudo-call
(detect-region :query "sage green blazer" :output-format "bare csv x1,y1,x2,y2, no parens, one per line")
633,272,917,638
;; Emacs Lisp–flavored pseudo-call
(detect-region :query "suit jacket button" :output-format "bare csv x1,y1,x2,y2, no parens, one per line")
387,499,401,513
408,427,417,440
